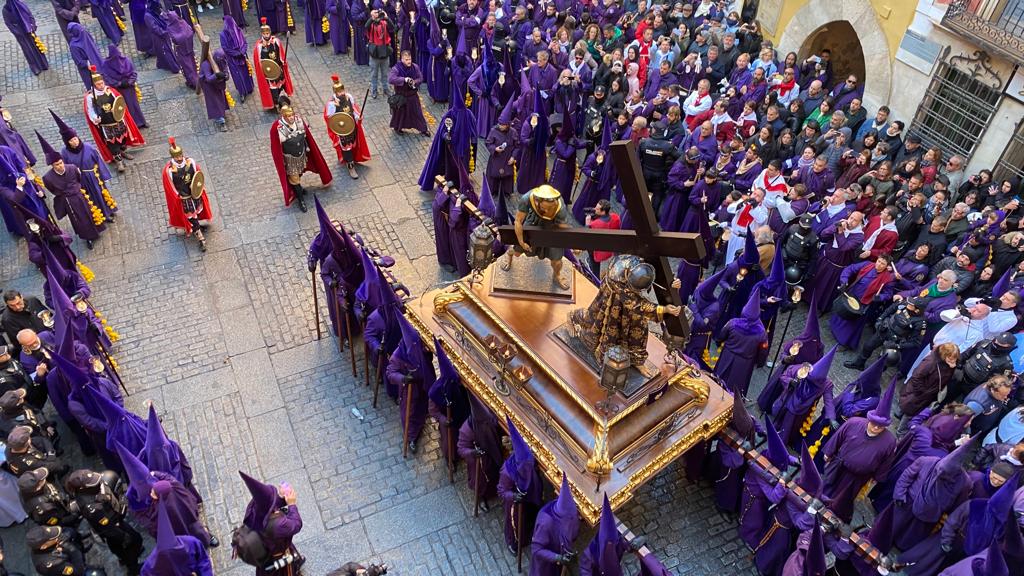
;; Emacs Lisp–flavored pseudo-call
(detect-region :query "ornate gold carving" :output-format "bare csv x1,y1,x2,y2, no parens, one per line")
585,422,612,475
432,286,465,314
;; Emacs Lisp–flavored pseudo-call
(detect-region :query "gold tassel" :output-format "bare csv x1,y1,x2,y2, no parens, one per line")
82,190,106,226
225,89,235,108
115,15,126,31
76,261,95,283
322,15,330,34
468,142,475,173
32,33,47,55
286,0,294,29
246,59,253,76
241,0,247,9
93,309,120,343
32,175,44,189
799,400,818,436
574,166,580,183
100,187,118,210
464,90,472,108
808,426,828,458
135,84,142,101
420,95,436,127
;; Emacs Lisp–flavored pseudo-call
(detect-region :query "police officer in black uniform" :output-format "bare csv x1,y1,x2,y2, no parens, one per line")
844,296,928,369
782,214,817,284
25,526,96,576
17,469,80,529
0,389,57,444
0,345,46,410
638,122,680,213
5,426,66,478
65,469,143,576
943,332,1017,406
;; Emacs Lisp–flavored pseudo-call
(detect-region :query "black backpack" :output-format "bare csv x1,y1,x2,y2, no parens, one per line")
231,524,269,567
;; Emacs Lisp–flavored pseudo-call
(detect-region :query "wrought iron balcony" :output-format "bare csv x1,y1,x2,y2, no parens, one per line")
942,0,1024,65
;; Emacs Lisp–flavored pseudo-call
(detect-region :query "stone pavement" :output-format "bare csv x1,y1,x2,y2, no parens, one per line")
0,5,884,575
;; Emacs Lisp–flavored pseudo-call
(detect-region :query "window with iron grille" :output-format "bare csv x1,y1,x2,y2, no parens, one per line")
910,59,1002,161
995,118,1024,182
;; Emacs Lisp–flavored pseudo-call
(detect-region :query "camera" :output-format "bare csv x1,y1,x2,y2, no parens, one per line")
583,207,596,215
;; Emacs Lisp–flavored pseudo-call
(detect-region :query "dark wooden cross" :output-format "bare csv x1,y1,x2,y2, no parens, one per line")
496,139,706,340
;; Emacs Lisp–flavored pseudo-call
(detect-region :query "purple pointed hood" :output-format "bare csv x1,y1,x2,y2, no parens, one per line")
395,315,430,377
847,353,885,399
155,498,183,553
694,269,724,309
936,433,979,479
427,337,460,408
554,473,576,519
311,196,348,260
793,292,821,343
639,552,673,576
763,414,791,470
102,44,135,82
557,106,575,141
740,227,759,268
115,440,156,501
95,387,147,455
756,238,786,300
354,248,382,308
797,442,822,496
804,521,826,576
477,185,496,219
35,130,61,165
2,0,36,32
731,287,763,335
428,7,441,43
504,417,535,490
975,539,1009,576
807,345,836,386
730,392,755,439
67,22,104,71
530,89,549,156
144,404,182,478
46,263,76,350
497,96,515,125
48,109,77,145
220,15,248,56
240,471,282,531
49,349,90,391
587,493,622,573
992,267,1013,298
866,374,897,426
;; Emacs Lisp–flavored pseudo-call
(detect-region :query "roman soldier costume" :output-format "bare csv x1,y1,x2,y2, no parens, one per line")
83,65,144,172
270,100,332,213
162,138,213,252
323,74,370,179
253,18,294,110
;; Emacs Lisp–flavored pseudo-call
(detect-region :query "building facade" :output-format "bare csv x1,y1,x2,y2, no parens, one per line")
757,0,1024,180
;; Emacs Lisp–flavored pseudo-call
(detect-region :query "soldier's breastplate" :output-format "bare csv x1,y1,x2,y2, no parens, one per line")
261,44,283,66
172,165,195,198
92,93,117,125
282,133,306,156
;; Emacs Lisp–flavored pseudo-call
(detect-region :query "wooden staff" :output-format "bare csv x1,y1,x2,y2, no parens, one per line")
445,403,455,483
343,308,356,377
402,375,413,459
311,270,322,340
372,344,385,408
473,453,483,517
515,500,524,573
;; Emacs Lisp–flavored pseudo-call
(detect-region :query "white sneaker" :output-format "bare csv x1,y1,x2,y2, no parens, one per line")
196,4,203,12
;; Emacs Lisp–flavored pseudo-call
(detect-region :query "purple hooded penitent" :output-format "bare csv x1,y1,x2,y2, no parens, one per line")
116,440,156,510
139,499,214,576
764,414,792,471
797,443,822,497
714,287,766,396
2,0,49,75
67,22,104,87
36,131,61,165
95,383,147,455
504,417,535,491
354,247,382,313
428,337,460,409
417,86,477,192
219,16,254,98
580,494,624,576
0,104,36,165
867,374,897,426
240,470,282,531
530,472,580,576
834,353,884,420
144,404,195,496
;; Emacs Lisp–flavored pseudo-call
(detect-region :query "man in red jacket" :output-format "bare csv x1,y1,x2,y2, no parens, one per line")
584,199,620,274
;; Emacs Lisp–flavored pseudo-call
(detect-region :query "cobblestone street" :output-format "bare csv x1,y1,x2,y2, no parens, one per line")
0,5,887,575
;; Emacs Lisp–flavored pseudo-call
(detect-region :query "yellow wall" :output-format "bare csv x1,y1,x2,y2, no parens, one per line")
761,0,918,61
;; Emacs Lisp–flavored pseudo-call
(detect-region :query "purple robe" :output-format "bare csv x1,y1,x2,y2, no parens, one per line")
809,203,850,237
768,197,808,234
869,417,958,511
483,126,517,225
386,353,429,444
456,414,502,503
468,64,502,138
795,166,835,202
521,64,557,108
890,455,970,550
821,417,896,522
131,472,210,545
448,195,471,277
516,112,547,194
714,319,767,396
67,379,123,471
388,62,428,132
255,0,288,34
829,83,863,111
102,45,147,127
3,0,49,75
571,151,605,224
51,0,80,40
432,185,455,269
91,0,123,44
548,137,580,204
658,159,697,232
828,262,893,348
145,6,180,73
198,60,228,120
682,130,718,165
67,22,104,87
140,534,213,576
529,499,580,576
497,462,543,550
349,0,368,64
454,3,483,53
769,368,836,449
738,464,788,549
61,142,116,220
304,0,327,45
732,162,763,192
219,17,254,99
325,0,349,53
168,15,198,88
412,1,428,72
221,0,245,26
42,164,103,241
426,36,450,102
0,118,35,166
128,0,153,55
808,226,863,315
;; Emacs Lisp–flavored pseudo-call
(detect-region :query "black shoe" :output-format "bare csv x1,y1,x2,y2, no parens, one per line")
86,240,94,250
407,439,417,454
842,360,865,370
207,535,219,548
296,196,308,213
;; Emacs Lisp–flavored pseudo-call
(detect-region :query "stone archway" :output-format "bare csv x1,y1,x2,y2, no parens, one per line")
799,21,866,89
775,0,892,111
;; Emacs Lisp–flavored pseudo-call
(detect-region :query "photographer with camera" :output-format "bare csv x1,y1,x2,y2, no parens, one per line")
584,199,620,274
843,295,927,370
366,6,394,99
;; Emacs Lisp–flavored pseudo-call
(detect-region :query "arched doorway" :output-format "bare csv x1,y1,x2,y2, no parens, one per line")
775,0,893,111
799,21,866,88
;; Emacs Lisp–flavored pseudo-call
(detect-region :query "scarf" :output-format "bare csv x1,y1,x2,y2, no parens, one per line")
832,225,861,248
774,77,796,97
862,221,896,252
922,283,954,298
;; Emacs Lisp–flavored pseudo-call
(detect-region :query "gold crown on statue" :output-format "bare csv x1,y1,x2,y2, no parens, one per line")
89,65,103,84
168,137,183,157
331,74,345,93
260,17,271,33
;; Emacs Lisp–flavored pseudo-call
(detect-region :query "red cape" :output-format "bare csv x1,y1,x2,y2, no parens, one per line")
253,40,295,110
270,119,333,206
84,87,145,163
323,103,371,164
162,160,213,233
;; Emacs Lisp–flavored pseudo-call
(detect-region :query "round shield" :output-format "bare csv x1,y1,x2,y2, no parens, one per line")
111,96,127,123
190,170,206,199
328,112,356,136
260,58,283,81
